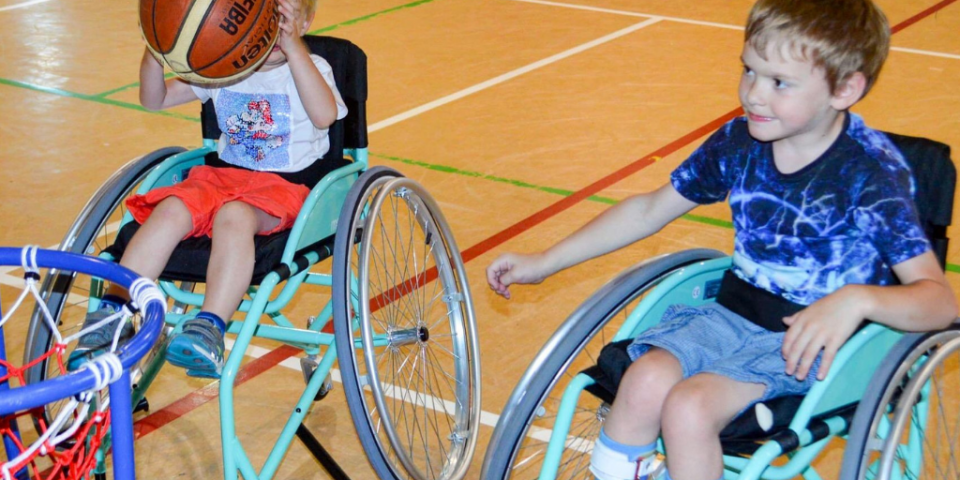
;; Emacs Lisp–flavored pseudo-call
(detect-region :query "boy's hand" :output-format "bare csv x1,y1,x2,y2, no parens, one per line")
486,253,550,300
276,0,309,54
781,286,866,381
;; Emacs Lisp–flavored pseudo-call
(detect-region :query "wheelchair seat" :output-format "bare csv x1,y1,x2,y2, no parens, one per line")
104,35,368,284
578,132,955,456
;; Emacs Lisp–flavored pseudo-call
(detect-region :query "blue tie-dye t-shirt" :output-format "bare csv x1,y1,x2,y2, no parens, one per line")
671,114,930,306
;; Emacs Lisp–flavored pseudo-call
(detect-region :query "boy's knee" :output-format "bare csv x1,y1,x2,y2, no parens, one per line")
151,197,192,227
661,380,723,436
617,352,681,409
212,202,259,233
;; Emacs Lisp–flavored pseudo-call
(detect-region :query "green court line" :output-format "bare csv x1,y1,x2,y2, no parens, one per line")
371,152,955,272
309,0,437,34
90,0,439,99
94,72,178,99
0,78,200,122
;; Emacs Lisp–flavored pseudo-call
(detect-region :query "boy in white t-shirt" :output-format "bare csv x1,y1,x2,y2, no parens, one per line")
69,0,347,379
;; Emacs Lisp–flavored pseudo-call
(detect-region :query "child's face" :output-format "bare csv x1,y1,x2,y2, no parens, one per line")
738,39,843,145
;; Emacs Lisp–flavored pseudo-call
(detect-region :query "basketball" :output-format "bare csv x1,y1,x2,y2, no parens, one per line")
139,0,280,85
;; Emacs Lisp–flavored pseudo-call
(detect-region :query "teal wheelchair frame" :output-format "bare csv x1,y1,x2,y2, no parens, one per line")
480,134,958,480
22,36,481,480
480,250,905,479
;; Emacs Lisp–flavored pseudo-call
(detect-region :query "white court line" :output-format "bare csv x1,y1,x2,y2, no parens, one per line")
368,16,662,132
224,338,503,428
890,46,960,61
0,19,661,284
511,0,744,30
511,0,960,61
0,0,54,12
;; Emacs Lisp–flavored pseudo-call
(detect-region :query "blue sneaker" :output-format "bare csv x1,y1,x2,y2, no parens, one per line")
67,302,133,370
165,317,225,378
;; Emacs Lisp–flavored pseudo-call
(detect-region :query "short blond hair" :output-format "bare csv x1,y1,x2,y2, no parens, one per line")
745,0,890,96
301,0,317,17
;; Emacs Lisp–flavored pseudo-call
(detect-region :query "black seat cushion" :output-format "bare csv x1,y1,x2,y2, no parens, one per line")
581,339,842,456
104,222,292,285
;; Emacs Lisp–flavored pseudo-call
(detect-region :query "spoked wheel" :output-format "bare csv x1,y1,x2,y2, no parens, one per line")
333,166,481,480
480,250,726,480
841,325,960,480
22,147,185,433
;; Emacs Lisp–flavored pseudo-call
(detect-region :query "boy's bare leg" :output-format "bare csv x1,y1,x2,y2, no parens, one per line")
106,197,194,298
661,374,766,480
202,201,281,320
604,347,684,446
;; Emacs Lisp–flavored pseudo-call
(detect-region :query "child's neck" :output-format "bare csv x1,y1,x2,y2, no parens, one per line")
772,111,847,174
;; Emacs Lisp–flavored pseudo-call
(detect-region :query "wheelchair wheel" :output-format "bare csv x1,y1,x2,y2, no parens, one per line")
480,249,726,480
840,324,960,480
22,147,185,432
333,166,481,480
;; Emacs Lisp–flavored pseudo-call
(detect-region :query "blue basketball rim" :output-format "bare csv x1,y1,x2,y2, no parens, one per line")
0,246,166,416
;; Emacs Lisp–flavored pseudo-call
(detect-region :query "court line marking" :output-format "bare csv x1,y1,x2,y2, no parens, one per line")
123,0,959,447
368,16,663,132
93,0,442,99
5,0,956,461
510,0,960,61
0,0,53,13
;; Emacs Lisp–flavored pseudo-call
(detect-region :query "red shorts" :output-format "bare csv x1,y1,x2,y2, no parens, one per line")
126,166,310,239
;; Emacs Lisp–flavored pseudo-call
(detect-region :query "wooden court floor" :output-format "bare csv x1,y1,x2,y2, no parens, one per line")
1,0,959,478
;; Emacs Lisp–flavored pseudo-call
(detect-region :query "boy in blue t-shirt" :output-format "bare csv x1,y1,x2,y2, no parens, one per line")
485,1,957,479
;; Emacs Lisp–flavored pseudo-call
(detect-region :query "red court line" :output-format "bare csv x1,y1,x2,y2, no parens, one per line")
891,0,957,34
130,0,956,443
131,106,742,439
133,345,301,437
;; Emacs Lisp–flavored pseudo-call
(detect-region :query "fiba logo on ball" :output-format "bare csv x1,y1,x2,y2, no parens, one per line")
140,0,280,85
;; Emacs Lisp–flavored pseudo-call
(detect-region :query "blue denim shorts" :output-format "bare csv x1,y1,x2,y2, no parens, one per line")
627,303,819,402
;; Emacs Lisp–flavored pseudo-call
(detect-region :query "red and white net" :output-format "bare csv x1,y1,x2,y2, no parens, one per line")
0,249,144,480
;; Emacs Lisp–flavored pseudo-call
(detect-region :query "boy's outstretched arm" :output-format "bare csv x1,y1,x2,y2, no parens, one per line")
278,0,338,129
782,250,958,381
138,48,199,111
486,183,697,299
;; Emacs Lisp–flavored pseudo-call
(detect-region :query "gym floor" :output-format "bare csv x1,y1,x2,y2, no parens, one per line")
1,0,958,478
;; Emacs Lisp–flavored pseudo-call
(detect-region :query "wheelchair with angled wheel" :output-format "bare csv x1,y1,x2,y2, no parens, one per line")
21,35,481,480
480,133,956,480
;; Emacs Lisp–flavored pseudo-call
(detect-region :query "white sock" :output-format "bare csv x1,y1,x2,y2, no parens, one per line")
590,429,658,480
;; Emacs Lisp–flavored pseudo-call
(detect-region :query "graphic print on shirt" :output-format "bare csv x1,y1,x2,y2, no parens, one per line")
670,115,929,307
217,89,292,170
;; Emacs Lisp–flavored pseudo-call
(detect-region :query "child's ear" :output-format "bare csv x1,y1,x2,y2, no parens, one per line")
302,10,316,33
831,72,867,111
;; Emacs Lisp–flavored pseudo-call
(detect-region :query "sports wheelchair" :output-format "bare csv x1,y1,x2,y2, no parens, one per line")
480,133,957,480
21,36,481,480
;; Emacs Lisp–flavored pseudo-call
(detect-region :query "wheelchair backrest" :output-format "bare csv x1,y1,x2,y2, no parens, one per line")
885,132,956,270
199,35,369,163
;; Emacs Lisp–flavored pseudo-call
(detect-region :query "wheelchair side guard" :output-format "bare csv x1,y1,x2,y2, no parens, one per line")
284,155,367,263
611,254,732,342
784,323,904,431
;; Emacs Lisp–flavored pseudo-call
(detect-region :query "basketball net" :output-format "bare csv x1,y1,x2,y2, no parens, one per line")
0,248,147,480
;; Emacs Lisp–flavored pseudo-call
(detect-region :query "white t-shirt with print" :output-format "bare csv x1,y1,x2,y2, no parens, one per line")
191,54,348,173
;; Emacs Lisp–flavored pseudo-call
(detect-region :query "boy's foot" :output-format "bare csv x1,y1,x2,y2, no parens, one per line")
165,317,225,379
591,449,666,480
67,302,133,370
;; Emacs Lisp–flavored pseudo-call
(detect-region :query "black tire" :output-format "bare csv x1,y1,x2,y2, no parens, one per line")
480,249,726,480
840,324,960,480
333,166,481,480
22,147,185,432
